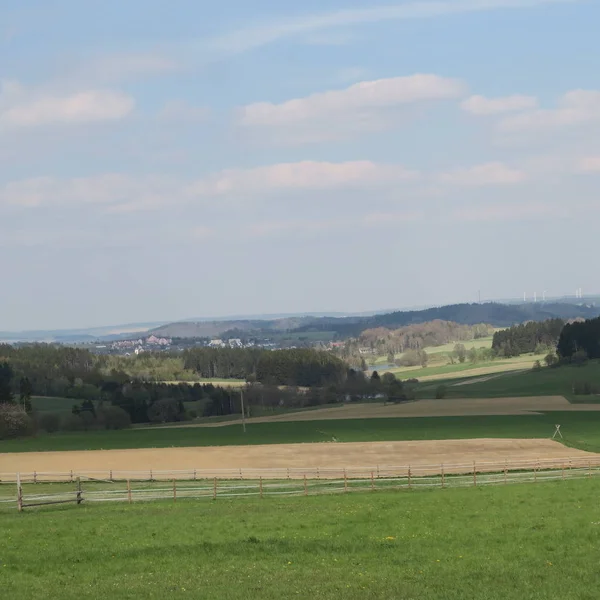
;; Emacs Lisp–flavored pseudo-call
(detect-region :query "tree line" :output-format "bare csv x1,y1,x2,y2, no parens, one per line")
183,347,347,386
332,320,493,368
492,319,564,357
557,317,600,360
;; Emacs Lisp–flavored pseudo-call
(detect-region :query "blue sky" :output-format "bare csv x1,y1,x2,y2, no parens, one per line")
1,0,599,330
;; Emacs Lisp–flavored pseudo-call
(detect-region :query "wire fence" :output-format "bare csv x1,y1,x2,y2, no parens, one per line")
2,455,600,511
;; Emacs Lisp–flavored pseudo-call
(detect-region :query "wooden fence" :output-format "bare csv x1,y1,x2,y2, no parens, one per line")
2,456,600,511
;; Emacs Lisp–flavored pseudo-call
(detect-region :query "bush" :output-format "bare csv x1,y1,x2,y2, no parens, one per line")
0,404,33,439
532,360,542,372
97,406,131,430
61,413,84,431
435,385,448,399
39,412,61,434
572,350,589,366
572,381,600,395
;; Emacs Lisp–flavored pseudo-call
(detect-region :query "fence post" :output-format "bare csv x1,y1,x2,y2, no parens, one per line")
150,469,153,482
77,477,82,505
562,462,565,480
109,470,113,482
504,461,508,485
408,466,412,490
377,464,380,479
259,477,263,499
70,470,73,483
287,468,290,480
441,464,445,489
239,468,243,480
534,463,538,483
304,474,308,496
193,469,197,481
371,471,375,491
344,469,348,493
473,462,477,487
33,471,37,484
589,461,592,478
127,479,132,504
213,477,217,500
17,473,23,512
173,479,177,503
316,467,320,480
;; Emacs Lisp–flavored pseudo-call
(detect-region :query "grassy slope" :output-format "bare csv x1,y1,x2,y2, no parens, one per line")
30,396,77,414
371,336,495,366
421,362,600,400
4,411,600,453
3,479,600,599
388,354,539,380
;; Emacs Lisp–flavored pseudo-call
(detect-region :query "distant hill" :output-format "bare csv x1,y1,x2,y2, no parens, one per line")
149,302,600,340
3,301,599,344
149,317,318,339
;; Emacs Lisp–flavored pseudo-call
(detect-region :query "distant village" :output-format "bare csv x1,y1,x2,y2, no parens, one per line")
92,335,282,356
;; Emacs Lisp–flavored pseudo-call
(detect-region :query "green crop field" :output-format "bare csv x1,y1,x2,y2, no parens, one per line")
2,479,600,599
4,411,600,453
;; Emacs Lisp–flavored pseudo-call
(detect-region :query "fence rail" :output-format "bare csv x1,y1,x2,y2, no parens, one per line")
2,456,600,511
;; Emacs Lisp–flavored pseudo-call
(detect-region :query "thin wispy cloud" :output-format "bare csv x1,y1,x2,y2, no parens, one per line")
498,89,600,134
239,74,465,143
206,0,578,56
461,94,538,115
0,85,134,128
439,162,526,186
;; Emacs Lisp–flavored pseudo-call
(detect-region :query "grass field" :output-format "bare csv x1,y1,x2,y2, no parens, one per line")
30,396,78,414
4,411,600,453
389,354,541,380
371,336,495,366
419,362,600,400
2,479,600,599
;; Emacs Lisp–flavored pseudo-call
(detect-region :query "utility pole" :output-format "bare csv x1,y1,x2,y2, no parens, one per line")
240,389,246,433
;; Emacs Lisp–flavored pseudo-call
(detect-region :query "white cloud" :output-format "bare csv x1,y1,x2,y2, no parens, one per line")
461,94,538,115
0,174,181,211
0,161,418,212
498,89,600,133
439,162,526,186
0,88,134,128
242,75,465,126
239,74,465,142
578,156,600,173
189,160,419,197
207,0,577,56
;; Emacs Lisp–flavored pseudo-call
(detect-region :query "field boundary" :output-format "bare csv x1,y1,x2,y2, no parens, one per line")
3,456,600,511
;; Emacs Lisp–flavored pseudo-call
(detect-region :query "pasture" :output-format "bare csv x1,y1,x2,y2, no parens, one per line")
2,479,600,599
419,361,600,400
5,407,600,453
388,354,541,381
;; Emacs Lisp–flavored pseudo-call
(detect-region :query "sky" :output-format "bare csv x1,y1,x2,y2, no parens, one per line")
1,0,599,330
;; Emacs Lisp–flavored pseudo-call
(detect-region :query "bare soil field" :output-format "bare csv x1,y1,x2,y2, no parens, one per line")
0,439,594,479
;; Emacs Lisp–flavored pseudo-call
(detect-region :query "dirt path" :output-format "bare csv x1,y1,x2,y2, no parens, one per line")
161,396,600,429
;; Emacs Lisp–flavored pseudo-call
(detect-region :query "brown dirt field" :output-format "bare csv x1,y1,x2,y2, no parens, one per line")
189,396,600,428
1,439,597,480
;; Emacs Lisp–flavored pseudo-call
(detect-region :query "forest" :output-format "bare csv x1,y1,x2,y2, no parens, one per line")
332,320,493,368
558,317,600,360
0,344,368,439
492,319,564,357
